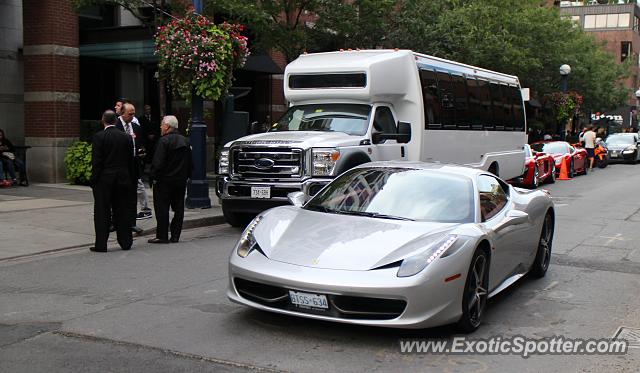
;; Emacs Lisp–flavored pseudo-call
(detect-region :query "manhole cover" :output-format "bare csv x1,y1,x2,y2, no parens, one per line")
613,326,640,348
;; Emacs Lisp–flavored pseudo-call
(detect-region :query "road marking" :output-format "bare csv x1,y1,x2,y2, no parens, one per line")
599,233,626,245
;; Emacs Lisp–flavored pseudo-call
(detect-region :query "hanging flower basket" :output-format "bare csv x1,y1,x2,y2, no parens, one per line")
154,10,249,102
547,91,583,125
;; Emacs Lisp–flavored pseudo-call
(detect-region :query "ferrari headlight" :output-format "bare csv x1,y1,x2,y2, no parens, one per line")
312,148,340,176
235,216,262,258
397,234,458,277
554,158,563,165
218,148,229,175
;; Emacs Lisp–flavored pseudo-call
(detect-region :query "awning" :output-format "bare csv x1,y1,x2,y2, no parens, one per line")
80,40,156,63
80,41,283,75
242,54,283,74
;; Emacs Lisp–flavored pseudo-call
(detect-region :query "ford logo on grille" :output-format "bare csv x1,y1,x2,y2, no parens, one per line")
254,158,275,169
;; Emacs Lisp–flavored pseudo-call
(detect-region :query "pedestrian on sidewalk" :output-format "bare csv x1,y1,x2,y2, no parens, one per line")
90,110,134,252
148,115,192,244
116,102,151,233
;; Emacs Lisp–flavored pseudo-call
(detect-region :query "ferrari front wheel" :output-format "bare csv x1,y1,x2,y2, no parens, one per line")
457,247,489,333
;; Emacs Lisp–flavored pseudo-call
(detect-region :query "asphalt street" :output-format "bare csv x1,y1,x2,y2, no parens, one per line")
1,164,640,372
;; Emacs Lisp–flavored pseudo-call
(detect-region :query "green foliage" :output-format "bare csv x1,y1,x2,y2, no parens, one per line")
389,0,629,111
64,141,93,185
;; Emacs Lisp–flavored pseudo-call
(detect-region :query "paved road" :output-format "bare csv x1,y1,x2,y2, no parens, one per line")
1,165,639,372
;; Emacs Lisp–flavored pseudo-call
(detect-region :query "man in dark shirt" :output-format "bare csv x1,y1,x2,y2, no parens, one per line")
90,110,135,252
148,115,192,244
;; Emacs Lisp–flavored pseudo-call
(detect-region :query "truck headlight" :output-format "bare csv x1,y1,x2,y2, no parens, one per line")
312,148,340,176
397,234,458,277
218,149,229,175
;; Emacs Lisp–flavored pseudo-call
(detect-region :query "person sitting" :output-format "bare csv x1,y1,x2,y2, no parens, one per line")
0,128,28,186
0,158,11,187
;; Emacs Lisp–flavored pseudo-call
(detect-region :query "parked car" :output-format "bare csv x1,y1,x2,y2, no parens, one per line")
514,144,556,188
605,133,640,164
227,162,555,332
530,141,588,178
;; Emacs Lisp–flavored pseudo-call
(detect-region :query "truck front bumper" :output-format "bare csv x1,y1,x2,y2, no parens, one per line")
216,176,330,214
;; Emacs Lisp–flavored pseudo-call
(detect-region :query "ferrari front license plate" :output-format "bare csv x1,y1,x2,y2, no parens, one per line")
289,290,329,310
250,186,271,199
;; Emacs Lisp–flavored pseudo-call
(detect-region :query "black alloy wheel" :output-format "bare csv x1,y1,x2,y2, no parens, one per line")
531,212,554,278
457,248,489,333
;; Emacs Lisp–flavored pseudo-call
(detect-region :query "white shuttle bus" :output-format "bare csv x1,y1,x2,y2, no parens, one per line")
217,50,527,226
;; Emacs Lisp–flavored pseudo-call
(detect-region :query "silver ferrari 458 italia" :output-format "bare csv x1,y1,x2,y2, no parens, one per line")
227,162,554,332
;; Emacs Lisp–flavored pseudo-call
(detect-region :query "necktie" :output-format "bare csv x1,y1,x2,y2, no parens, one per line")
125,122,136,156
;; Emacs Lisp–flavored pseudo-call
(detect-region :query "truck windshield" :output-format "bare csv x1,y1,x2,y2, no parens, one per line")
270,104,371,135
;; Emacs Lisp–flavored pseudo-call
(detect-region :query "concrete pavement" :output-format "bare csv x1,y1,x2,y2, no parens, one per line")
0,182,225,260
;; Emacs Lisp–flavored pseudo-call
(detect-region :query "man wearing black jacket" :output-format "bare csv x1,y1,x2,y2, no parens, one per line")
148,115,192,244
90,110,134,252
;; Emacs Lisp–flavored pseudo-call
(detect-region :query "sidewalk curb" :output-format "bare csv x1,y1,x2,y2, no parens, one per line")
0,215,228,262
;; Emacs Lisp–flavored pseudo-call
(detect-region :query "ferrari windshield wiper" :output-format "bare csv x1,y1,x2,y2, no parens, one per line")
305,204,339,214
335,210,414,221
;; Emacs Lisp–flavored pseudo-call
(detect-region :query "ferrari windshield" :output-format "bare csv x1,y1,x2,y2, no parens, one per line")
269,104,371,135
305,168,475,223
531,142,569,154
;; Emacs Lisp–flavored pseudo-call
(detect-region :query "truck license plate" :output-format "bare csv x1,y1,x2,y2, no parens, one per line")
289,290,329,310
250,186,271,199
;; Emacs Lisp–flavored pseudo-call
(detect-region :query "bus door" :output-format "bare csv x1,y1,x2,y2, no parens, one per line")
369,105,408,161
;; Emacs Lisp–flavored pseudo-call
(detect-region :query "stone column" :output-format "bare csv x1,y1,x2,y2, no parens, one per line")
22,0,79,183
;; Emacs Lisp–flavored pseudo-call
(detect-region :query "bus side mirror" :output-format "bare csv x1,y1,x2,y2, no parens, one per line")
397,122,411,143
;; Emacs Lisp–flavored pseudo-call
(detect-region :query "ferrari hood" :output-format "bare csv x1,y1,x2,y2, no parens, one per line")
252,206,459,271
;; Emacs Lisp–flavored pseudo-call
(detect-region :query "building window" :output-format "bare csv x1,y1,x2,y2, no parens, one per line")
584,13,631,29
619,13,630,28
622,41,632,62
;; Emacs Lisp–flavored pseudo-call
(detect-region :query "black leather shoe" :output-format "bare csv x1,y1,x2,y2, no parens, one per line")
169,237,179,243
132,226,143,234
148,238,170,244
90,247,107,252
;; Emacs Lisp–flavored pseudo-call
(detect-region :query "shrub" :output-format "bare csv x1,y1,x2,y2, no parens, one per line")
64,141,92,185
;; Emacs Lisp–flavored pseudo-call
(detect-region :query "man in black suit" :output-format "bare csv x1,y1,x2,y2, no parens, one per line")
91,110,134,252
116,102,148,232
148,115,192,244
139,104,160,163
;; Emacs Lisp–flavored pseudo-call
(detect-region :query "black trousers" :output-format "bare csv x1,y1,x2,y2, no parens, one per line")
93,180,132,250
153,180,186,240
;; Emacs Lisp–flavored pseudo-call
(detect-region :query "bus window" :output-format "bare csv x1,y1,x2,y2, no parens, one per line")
501,84,514,131
419,69,442,128
509,86,525,131
436,72,455,129
466,77,483,130
452,74,470,129
490,82,506,130
477,79,493,129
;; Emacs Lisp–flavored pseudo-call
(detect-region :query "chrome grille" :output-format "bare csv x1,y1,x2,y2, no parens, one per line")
231,147,304,179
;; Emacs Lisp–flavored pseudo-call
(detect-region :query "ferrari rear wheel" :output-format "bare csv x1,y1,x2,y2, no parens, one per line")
548,165,556,183
532,166,539,189
568,160,575,178
457,248,489,333
531,212,554,278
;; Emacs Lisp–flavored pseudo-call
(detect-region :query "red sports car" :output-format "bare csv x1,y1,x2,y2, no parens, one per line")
516,144,556,188
531,141,588,178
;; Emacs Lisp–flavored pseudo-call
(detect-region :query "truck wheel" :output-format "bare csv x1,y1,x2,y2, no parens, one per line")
222,202,252,228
